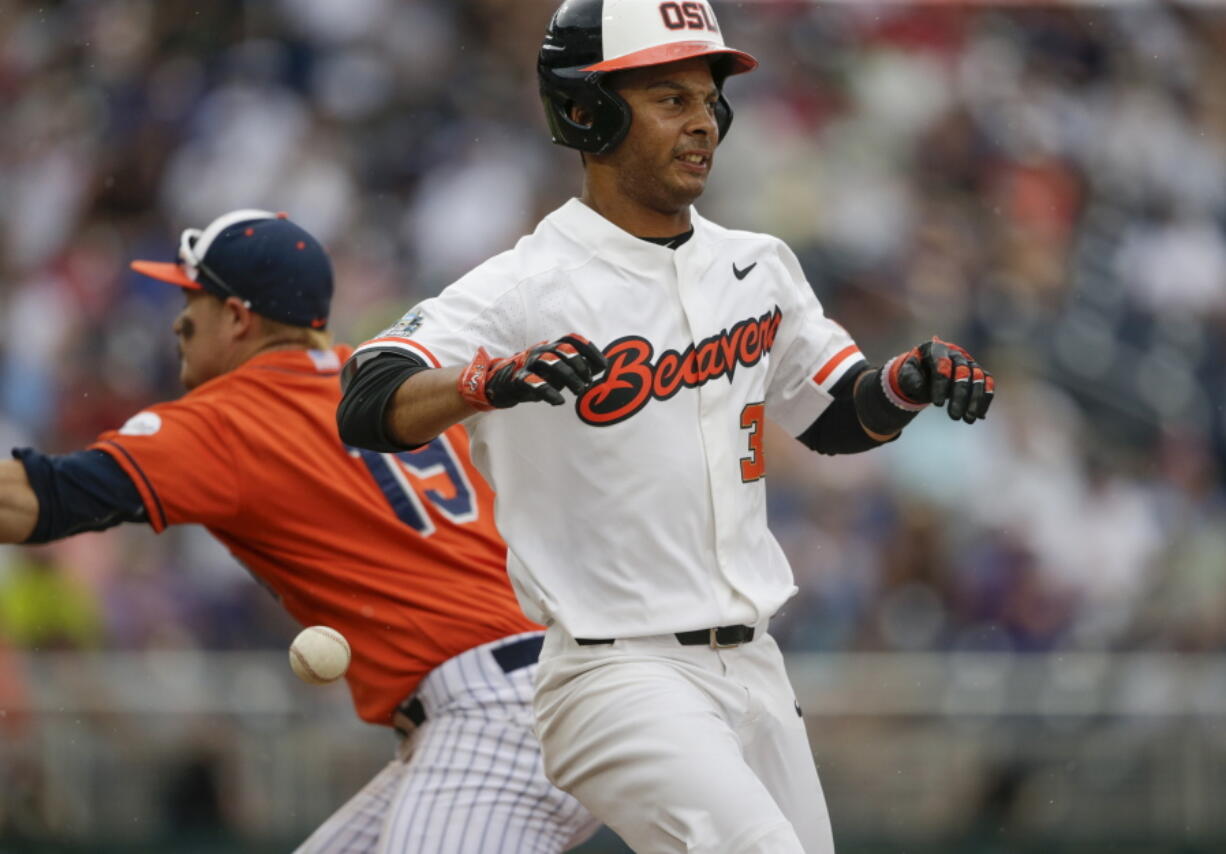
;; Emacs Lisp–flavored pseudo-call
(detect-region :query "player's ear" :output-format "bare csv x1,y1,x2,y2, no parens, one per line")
221,296,257,340
569,104,594,167
568,102,594,129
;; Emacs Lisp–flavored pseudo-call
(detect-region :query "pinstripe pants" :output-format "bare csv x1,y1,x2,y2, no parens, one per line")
296,632,599,854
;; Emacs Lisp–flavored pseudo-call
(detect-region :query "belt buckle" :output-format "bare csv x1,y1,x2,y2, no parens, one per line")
710,627,743,649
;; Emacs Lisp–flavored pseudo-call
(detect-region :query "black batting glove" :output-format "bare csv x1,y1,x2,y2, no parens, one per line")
458,334,608,411
889,337,995,423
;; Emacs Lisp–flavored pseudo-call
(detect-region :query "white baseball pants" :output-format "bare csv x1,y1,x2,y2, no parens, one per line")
534,626,835,854
296,632,599,853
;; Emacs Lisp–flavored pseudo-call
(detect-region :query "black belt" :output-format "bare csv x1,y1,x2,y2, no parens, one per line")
394,634,543,732
575,624,756,649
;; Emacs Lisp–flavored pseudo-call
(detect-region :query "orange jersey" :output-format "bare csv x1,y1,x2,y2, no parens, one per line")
92,346,539,725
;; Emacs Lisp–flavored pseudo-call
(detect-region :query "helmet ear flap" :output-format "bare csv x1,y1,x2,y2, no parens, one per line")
539,73,633,155
714,91,734,143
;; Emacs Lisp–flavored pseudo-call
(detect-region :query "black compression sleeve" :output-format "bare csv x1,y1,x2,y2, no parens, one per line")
337,352,431,453
14,448,148,543
797,397,887,455
796,361,893,455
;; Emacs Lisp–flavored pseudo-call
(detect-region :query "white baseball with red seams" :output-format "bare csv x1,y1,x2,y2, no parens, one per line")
290,625,351,685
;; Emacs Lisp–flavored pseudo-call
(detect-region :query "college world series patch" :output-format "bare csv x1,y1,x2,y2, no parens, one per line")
119,411,163,436
383,307,426,338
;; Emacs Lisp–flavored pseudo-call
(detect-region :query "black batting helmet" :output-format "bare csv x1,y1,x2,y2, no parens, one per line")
538,0,758,155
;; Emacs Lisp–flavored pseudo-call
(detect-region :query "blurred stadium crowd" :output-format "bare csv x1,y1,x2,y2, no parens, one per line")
6,0,1226,849
3,0,1226,670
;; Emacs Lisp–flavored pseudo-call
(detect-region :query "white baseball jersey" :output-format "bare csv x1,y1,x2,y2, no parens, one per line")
352,198,864,639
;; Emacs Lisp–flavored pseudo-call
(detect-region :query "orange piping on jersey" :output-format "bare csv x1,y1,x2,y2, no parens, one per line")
813,345,862,387
94,440,169,532
360,337,442,368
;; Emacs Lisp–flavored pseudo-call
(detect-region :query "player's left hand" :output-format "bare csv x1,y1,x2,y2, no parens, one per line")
889,337,994,423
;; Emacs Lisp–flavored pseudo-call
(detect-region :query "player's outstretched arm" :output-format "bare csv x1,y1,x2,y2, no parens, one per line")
0,450,148,543
339,334,608,450
0,460,40,543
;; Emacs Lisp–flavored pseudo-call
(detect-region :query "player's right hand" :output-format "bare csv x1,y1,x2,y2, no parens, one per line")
458,334,608,411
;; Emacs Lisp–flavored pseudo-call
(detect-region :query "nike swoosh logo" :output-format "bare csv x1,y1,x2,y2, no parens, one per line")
732,261,757,280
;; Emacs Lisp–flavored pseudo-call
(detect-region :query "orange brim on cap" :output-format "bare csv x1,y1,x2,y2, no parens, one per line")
130,260,202,289
583,42,758,75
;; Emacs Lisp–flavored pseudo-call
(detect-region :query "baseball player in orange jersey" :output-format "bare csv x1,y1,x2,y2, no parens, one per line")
0,210,597,852
339,1,994,851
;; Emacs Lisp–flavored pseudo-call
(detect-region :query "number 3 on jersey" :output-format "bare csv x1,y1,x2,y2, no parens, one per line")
740,402,766,482
352,435,477,536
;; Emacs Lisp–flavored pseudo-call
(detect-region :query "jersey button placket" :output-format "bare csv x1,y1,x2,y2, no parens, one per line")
676,244,738,592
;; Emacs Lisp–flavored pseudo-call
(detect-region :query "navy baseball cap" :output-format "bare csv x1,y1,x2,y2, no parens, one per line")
131,209,333,329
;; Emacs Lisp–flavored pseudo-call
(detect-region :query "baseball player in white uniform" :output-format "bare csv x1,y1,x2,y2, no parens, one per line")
339,1,995,851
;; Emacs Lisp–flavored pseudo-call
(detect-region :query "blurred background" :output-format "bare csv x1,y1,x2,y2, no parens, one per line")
3,0,1226,851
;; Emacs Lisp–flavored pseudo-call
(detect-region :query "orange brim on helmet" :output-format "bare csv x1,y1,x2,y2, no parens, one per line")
129,260,202,289
583,41,757,75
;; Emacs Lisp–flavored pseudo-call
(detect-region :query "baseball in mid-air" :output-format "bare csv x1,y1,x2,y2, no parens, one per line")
289,625,351,685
